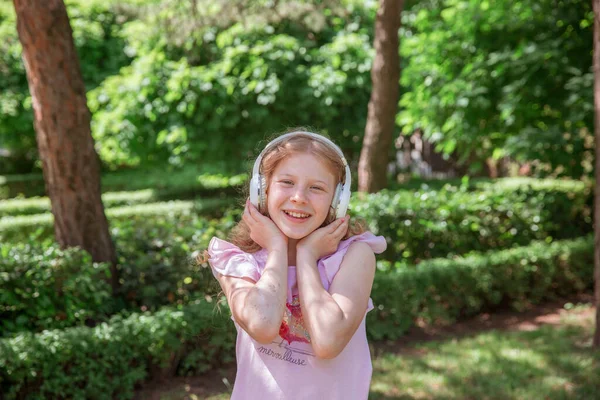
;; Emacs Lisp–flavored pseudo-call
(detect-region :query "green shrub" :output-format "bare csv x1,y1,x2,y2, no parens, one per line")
87,11,375,171
0,244,113,336
2,179,590,256
111,209,238,310
0,211,236,319
368,236,593,340
352,178,592,263
0,236,591,398
0,299,235,400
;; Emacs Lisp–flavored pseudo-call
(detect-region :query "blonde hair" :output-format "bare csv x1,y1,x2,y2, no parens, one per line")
228,128,367,253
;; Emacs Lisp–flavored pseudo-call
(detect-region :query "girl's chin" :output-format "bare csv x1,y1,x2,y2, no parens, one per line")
281,229,311,240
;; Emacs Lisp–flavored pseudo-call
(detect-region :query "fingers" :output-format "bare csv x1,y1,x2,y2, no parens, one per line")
243,199,257,226
331,215,349,238
327,215,345,232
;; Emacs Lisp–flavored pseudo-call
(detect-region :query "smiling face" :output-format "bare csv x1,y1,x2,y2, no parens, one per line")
266,152,337,240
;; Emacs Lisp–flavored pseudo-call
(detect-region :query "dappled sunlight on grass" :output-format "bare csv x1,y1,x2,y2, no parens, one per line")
370,307,598,399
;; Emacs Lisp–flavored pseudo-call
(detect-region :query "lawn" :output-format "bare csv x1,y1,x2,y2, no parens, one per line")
135,300,599,400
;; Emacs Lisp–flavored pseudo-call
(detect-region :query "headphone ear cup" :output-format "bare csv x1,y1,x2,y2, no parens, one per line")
329,183,343,221
258,175,268,214
249,174,259,209
336,184,351,219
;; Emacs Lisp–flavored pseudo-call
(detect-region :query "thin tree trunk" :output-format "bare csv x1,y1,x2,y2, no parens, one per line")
358,0,404,193
13,0,117,288
593,0,600,349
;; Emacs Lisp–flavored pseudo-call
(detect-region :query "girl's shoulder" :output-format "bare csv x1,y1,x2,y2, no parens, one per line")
207,237,265,281
336,231,387,256
318,231,387,284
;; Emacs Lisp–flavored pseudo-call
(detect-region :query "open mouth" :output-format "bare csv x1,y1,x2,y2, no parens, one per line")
283,210,311,220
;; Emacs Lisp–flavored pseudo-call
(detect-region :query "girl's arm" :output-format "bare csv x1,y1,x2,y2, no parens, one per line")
216,247,288,344
296,241,376,359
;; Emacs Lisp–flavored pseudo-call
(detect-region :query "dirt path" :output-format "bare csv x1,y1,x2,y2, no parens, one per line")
134,294,596,400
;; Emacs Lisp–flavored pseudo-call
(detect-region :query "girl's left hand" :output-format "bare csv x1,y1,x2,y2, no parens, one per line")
297,215,349,262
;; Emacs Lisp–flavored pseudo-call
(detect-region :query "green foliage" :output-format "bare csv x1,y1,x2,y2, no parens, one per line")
0,299,235,400
0,243,113,336
399,0,593,177
0,236,591,397
0,0,134,173
351,178,591,263
1,180,592,267
368,236,593,340
111,208,238,310
88,15,375,170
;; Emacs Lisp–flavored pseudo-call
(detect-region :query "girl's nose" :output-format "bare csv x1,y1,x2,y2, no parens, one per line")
290,188,308,203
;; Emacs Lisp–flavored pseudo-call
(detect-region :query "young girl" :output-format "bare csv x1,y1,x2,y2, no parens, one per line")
206,130,386,399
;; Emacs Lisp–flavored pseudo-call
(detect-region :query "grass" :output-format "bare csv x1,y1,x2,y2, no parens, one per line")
370,329,597,399
146,303,598,400
369,304,598,400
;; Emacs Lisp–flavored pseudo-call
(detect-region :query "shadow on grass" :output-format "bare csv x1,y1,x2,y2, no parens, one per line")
370,322,600,400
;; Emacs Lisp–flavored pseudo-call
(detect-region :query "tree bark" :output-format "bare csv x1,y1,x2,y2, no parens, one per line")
358,0,404,193
593,0,600,349
13,0,117,288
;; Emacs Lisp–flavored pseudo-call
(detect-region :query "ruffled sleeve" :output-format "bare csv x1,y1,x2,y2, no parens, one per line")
207,237,261,282
318,231,387,313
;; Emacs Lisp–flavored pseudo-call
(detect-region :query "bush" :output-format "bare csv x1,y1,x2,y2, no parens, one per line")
352,178,592,263
111,208,238,311
0,236,591,398
88,9,375,171
368,236,593,340
0,243,113,336
0,299,235,400
0,204,238,314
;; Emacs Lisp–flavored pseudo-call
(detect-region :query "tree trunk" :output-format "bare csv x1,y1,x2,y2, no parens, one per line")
593,0,600,349
13,0,117,288
358,0,404,193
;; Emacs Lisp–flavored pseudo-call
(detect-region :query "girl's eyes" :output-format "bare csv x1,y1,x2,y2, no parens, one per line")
278,180,325,191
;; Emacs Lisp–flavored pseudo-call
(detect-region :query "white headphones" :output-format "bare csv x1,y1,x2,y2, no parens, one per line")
249,131,352,221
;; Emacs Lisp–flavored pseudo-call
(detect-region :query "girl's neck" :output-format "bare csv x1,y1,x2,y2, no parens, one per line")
287,238,298,266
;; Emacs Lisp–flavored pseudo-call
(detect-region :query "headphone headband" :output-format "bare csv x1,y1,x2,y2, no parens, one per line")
251,131,349,178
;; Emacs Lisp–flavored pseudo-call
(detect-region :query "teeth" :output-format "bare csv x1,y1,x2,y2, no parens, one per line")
284,210,310,219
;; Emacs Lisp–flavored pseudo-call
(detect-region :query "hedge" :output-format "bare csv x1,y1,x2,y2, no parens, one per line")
368,236,593,340
352,178,592,263
0,299,235,400
0,209,233,332
2,180,591,262
0,244,113,337
0,236,592,398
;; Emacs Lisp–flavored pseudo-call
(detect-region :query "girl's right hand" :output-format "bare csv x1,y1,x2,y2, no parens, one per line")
243,199,288,253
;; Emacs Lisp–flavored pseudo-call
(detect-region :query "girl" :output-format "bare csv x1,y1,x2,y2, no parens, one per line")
206,130,386,399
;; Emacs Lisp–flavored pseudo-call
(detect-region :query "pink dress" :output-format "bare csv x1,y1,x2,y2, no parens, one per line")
207,232,387,400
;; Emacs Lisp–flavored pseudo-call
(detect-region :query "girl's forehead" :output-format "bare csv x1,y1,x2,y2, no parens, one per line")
273,153,336,183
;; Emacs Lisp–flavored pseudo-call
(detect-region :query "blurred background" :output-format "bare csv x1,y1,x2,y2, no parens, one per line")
0,0,597,399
